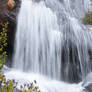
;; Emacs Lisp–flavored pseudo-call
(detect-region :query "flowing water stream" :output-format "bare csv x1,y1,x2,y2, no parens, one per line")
5,0,92,92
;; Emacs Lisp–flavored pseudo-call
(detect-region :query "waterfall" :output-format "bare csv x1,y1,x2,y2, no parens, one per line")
12,0,92,84
4,0,92,92
13,0,62,80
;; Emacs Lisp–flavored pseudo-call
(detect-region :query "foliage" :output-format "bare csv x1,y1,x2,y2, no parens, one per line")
82,10,92,25
0,75,41,92
82,0,92,25
0,22,8,70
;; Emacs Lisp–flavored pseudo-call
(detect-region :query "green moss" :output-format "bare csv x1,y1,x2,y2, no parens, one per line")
82,11,92,25
82,0,92,25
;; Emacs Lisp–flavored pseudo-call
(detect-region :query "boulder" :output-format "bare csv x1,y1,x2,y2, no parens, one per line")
6,0,16,10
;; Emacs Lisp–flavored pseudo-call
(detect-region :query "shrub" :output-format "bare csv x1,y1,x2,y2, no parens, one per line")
82,0,92,25
82,11,92,25
0,75,40,92
0,22,8,70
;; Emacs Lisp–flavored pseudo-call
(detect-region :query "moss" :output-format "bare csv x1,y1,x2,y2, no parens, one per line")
82,11,92,25
82,0,92,25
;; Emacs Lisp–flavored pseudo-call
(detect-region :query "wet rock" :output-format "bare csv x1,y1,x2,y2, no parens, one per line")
61,39,82,83
84,84,92,92
82,72,92,92
0,0,21,22
82,72,92,87
0,0,21,65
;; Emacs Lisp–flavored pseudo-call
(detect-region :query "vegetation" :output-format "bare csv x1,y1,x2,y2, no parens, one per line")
0,22,8,70
82,0,92,25
82,11,92,25
0,22,40,92
0,75,41,92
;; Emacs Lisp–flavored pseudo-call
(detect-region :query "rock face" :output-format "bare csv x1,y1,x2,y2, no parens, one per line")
84,84,92,92
0,0,21,65
83,72,92,87
7,0,16,10
83,72,92,92
0,0,21,22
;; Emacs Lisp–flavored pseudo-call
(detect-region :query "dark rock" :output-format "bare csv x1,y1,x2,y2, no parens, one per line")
84,84,92,92
0,0,21,22
0,0,21,66
61,39,82,83
6,0,21,66
83,72,92,92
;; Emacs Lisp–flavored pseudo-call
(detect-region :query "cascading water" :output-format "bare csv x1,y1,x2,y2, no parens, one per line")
4,0,92,92
13,0,62,80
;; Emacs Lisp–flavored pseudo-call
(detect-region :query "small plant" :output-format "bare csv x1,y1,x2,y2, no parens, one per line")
0,75,41,92
82,11,92,25
0,22,8,70
82,0,92,25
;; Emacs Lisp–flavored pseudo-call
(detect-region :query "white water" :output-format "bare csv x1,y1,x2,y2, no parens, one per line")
13,0,62,80
5,0,92,92
5,70,83,92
